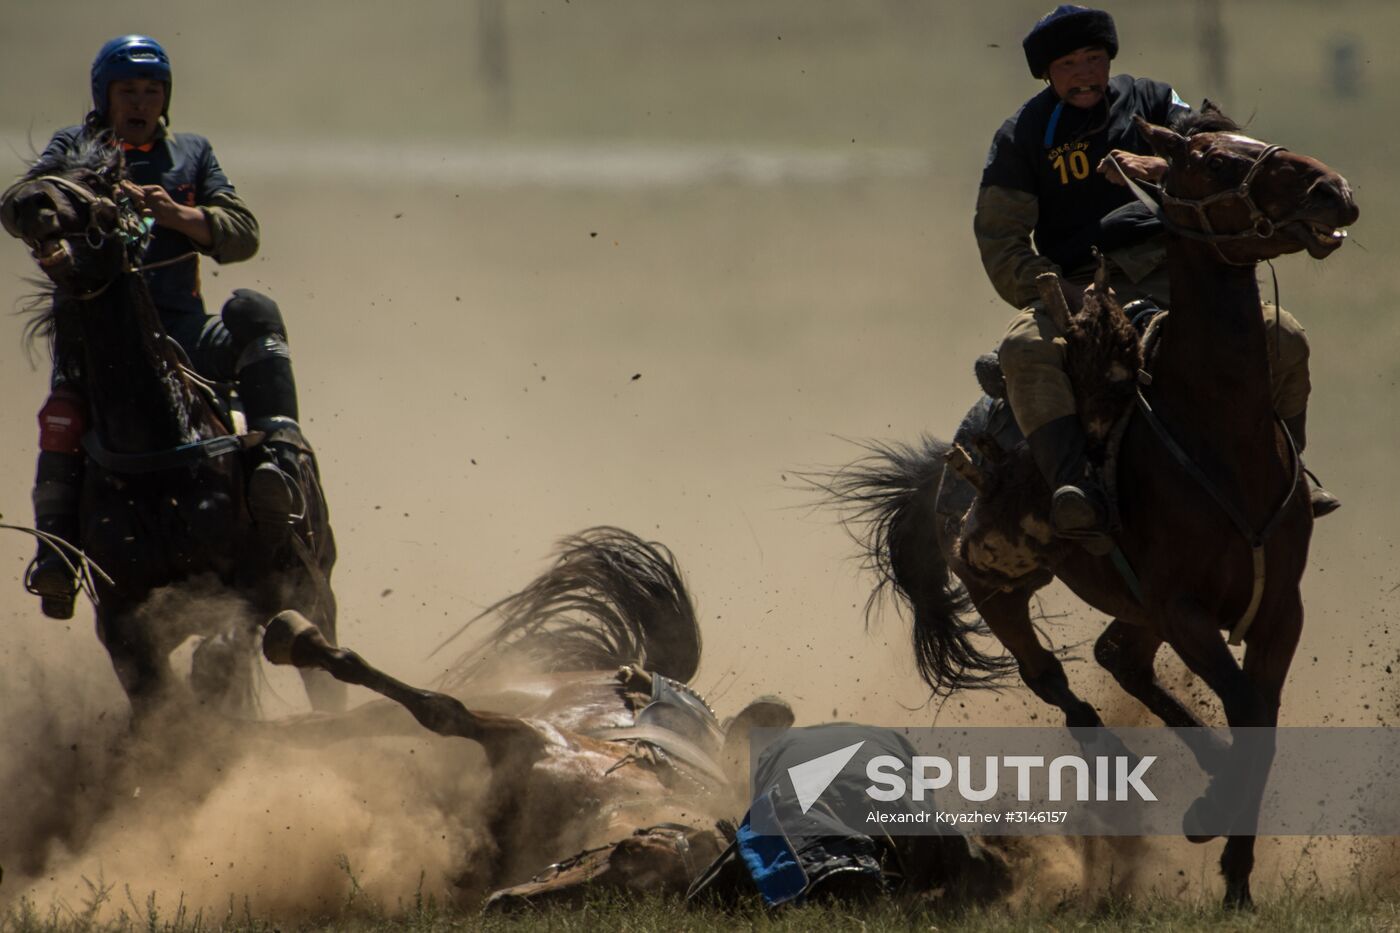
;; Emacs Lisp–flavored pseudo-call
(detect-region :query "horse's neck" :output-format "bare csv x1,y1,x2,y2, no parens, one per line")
78,276,210,453
1152,240,1276,443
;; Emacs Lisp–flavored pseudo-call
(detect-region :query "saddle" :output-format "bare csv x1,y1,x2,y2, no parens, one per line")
967,296,1164,457
164,335,248,436
589,668,730,787
80,338,315,476
946,276,1165,589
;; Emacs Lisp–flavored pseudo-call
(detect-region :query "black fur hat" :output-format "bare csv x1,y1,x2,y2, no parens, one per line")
1022,5,1118,79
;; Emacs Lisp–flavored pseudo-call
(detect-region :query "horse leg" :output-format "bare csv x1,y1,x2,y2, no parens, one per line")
97,608,177,722
1093,620,1229,773
974,586,1101,729
262,610,544,765
260,554,347,713
298,579,348,714
1213,597,1302,909
1161,597,1296,908
295,533,346,714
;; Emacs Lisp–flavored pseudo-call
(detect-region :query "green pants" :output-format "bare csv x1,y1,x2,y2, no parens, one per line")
999,286,1311,437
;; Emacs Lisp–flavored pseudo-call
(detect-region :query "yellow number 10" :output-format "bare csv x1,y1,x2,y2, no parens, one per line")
1052,150,1091,184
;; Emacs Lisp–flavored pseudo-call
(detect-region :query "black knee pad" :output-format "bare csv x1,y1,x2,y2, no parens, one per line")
221,288,288,346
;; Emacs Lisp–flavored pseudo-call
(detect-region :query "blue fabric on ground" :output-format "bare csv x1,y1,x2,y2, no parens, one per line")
735,790,808,906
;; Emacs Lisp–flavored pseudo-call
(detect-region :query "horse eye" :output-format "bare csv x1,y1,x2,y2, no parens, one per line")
1207,155,1226,172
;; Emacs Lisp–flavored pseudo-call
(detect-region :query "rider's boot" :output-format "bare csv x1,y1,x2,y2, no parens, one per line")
27,447,84,620
238,355,308,530
27,511,80,620
1282,412,1340,519
247,423,308,529
28,395,86,618
1026,415,1114,556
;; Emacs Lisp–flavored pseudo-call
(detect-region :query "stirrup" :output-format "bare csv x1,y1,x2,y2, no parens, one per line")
25,555,79,620
1050,486,1114,556
247,457,306,526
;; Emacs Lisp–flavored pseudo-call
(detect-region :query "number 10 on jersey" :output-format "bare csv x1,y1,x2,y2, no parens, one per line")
1052,149,1091,184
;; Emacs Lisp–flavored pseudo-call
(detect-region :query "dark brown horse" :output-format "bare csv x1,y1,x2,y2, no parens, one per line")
2,141,342,717
823,111,1358,906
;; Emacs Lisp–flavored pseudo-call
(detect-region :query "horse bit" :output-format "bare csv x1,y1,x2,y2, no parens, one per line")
0,172,167,299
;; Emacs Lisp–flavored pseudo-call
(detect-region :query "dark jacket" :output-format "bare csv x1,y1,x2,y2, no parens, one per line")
38,125,259,316
974,74,1189,308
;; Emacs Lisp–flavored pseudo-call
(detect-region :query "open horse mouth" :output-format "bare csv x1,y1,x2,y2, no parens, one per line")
1292,178,1359,259
33,237,73,269
1302,220,1348,256
1281,217,1353,259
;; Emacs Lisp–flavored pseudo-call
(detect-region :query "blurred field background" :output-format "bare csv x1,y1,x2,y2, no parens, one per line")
0,0,1397,916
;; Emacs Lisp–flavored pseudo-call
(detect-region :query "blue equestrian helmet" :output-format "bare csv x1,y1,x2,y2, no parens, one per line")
1022,5,1118,79
90,35,172,120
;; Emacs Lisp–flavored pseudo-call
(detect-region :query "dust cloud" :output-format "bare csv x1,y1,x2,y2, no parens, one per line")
2,0,1399,917
1,668,493,918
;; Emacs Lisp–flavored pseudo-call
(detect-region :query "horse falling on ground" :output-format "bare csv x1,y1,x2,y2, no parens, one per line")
261,527,783,905
822,108,1358,907
1,141,342,717
260,527,1005,909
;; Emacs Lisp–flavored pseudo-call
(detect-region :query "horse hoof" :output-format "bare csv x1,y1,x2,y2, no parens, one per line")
263,609,321,665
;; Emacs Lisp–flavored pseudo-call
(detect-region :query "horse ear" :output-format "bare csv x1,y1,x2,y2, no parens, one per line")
1134,114,1188,163
1201,98,1223,116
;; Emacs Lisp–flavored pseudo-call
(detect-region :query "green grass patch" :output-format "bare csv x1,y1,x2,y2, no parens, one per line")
6,888,1400,933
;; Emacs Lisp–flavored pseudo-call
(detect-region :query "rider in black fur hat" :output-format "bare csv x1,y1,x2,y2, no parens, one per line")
976,6,1336,553
1022,4,1118,79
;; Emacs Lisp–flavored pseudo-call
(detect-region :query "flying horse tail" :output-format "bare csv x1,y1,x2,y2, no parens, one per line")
817,436,1016,697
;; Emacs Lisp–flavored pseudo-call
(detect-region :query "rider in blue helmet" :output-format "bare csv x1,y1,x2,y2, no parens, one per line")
975,5,1335,553
7,35,317,619
90,35,173,124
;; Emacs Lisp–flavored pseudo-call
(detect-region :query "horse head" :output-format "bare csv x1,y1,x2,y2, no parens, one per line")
1,141,145,295
1134,105,1359,264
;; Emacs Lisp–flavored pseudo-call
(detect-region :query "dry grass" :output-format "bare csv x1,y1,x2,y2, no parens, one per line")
6,887,1400,933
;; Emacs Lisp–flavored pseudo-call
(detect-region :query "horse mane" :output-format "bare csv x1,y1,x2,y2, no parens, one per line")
1178,101,1241,137
436,526,702,691
26,132,120,181
17,284,59,363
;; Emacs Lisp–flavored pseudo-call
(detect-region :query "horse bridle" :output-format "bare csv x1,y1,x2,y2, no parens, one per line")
1161,144,1293,237
0,172,156,298
1110,144,1307,266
